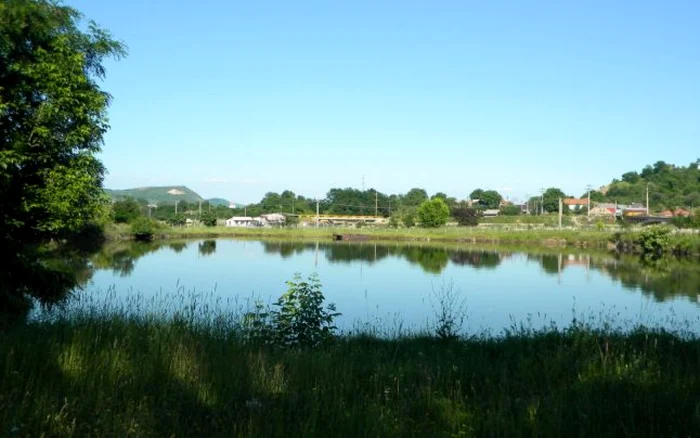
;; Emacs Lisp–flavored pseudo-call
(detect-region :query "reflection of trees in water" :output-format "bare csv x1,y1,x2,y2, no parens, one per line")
57,240,700,307
90,242,166,278
593,257,700,303
198,240,217,257
540,255,561,275
449,251,503,269
400,246,450,274
262,241,310,259
169,242,188,253
323,243,391,265
260,241,508,274
524,252,700,303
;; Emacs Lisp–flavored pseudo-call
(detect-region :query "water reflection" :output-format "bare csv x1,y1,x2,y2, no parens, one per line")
63,239,700,305
198,240,216,257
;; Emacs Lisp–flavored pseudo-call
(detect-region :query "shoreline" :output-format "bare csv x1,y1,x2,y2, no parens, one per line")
103,224,700,255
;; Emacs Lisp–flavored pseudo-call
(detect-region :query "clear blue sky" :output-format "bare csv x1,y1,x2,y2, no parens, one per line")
70,0,700,204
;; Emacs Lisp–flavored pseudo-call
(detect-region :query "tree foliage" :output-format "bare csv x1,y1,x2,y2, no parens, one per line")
130,217,157,242
112,198,142,223
417,198,450,228
470,189,503,209
453,205,479,226
500,205,521,216
0,0,126,322
542,188,568,213
200,211,217,227
604,160,700,210
244,274,340,347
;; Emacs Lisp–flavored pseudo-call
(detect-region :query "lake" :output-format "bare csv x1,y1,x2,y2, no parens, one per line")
49,238,700,335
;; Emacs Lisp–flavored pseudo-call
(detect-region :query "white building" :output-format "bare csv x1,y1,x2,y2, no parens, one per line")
225,216,255,227
260,213,286,226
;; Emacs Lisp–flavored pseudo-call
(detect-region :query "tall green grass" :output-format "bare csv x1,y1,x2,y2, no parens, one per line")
3,295,700,436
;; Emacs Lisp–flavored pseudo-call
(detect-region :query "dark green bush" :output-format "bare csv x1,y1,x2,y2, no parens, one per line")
130,217,158,242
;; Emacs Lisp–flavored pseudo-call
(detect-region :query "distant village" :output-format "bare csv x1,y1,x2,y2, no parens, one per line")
218,197,692,228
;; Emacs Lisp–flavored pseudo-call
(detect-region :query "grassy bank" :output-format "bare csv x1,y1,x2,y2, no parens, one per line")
108,223,615,245
2,316,700,437
105,223,700,255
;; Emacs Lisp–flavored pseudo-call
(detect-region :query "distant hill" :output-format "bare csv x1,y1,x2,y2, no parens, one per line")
207,198,231,207
106,186,204,205
597,160,700,210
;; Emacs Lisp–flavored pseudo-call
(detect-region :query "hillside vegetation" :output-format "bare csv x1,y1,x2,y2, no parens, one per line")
598,160,700,209
106,186,205,205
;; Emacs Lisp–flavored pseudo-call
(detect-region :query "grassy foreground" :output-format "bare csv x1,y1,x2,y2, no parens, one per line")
3,317,700,437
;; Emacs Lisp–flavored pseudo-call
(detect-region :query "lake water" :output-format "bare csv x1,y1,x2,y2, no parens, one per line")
56,239,700,335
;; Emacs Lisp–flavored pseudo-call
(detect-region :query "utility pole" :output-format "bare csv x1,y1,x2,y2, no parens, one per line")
316,199,320,228
540,188,545,215
175,200,179,216
375,191,378,217
558,197,563,229
585,184,593,218
646,183,650,215
525,193,530,215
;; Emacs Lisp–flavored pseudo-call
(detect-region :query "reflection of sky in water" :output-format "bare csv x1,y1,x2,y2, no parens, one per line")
72,240,700,336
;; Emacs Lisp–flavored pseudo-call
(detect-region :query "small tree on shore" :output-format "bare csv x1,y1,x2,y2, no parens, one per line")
200,211,217,227
418,199,450,228
454,206,480,226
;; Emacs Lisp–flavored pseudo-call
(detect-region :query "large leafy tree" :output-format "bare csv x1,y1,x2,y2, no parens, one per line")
542,188,568,213
402,188,428,207
0,0,125,325
417,198,449,228
470,189,502,209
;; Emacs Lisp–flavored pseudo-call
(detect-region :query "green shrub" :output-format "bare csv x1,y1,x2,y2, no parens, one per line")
453,207,479,227
388,214,400,228
636,225,672,257
500,205,521,216
112,197,142,224
417,198,450,228
200,211,217,227
272,273,340,346
244,274,340,347
168,214,186,226
130,217,158,242
402,210,416,228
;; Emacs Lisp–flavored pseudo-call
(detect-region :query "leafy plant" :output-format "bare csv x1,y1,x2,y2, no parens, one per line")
271,274,340,346
500,205,521,216
168,213,186,226
453,207,480,227
130,217,158,242
200,211,217,227
401,210,416,228
636,225,672,257
388,214,401,228
417,198,450,228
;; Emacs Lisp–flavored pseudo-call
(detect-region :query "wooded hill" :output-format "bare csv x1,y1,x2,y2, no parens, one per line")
106,186,230,207
594,160,700,210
